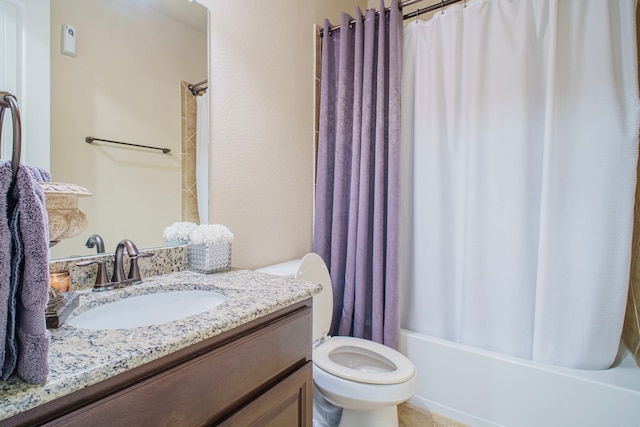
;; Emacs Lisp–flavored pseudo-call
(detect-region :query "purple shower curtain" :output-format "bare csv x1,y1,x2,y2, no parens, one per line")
313,0,402,348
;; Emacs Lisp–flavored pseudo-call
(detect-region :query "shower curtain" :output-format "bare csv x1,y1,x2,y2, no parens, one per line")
314,0,402,347
400,0,640,369
196,92,209,224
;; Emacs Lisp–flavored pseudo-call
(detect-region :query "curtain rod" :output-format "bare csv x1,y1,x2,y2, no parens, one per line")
319,0,464,37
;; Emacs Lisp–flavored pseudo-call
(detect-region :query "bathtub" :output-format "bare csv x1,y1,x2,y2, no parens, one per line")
399,329,640,427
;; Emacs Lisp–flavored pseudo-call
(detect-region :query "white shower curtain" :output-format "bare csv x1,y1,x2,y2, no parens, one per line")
196,92,209,225
400,0,640,369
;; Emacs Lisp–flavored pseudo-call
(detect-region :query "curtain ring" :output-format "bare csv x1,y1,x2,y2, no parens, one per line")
440,0,445,14
463,0,467,7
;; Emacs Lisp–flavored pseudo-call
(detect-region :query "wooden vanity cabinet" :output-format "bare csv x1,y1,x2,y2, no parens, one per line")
5,300,313,427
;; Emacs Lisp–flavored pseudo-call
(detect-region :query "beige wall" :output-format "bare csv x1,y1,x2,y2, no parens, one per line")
201,0,366,269
50,0,207,258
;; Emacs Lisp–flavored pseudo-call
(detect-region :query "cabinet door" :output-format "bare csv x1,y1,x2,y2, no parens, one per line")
218,362,312,427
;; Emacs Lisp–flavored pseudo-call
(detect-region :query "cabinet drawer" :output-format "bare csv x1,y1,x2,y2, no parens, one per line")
46,306,312,427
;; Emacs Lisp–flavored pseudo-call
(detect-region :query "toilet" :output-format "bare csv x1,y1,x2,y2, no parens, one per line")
256,253,417,427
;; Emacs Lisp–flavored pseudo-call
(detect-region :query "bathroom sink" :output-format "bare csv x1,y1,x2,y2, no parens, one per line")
67,290,227,330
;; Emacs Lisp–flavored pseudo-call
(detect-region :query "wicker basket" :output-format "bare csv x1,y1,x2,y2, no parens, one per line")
188,242,232,274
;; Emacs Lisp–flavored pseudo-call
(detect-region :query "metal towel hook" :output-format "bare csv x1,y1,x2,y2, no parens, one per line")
0,92,22,178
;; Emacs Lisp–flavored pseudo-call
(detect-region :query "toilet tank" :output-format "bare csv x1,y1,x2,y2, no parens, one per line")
255,253,333,342
254,260,301,278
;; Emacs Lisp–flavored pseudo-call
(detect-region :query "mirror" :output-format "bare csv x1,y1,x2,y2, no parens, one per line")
48,0,208,259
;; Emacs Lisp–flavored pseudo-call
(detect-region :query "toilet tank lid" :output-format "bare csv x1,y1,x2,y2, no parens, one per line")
254,260,301,278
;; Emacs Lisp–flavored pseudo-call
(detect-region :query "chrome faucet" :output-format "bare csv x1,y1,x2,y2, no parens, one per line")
85,234,105,253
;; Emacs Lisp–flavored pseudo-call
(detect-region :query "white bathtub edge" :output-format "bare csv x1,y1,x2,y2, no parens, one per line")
399,329,640,427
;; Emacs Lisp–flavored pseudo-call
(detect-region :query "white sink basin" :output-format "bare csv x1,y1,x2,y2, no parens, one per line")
68,290,227,330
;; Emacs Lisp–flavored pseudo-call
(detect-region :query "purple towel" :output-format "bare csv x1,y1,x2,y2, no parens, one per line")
0,162,12,378
2,178,23,380
13,165,50,384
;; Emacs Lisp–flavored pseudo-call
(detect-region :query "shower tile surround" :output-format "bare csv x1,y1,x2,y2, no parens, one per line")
621,11,640,367
0,253,321,421
623,160,640,366
180,81,200,223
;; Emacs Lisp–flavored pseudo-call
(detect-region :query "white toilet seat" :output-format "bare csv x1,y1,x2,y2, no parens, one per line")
313,336,415,385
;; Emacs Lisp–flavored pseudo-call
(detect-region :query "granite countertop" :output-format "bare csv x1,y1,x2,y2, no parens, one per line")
0,269,322,421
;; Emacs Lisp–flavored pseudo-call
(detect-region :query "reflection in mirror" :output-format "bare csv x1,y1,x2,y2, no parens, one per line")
49,0,208,259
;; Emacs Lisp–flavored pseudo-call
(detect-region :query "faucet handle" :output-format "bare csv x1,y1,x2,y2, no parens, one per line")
76,260,110,289
127,252,154,283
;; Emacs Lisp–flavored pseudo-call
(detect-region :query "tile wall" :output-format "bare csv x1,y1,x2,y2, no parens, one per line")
621,9,640,367
180,81,200,223
624,179,640,366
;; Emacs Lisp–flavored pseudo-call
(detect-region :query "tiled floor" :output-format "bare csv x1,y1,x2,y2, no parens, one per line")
398,402,469,427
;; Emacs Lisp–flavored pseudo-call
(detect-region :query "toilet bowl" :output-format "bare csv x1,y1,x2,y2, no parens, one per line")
256,253,417,427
